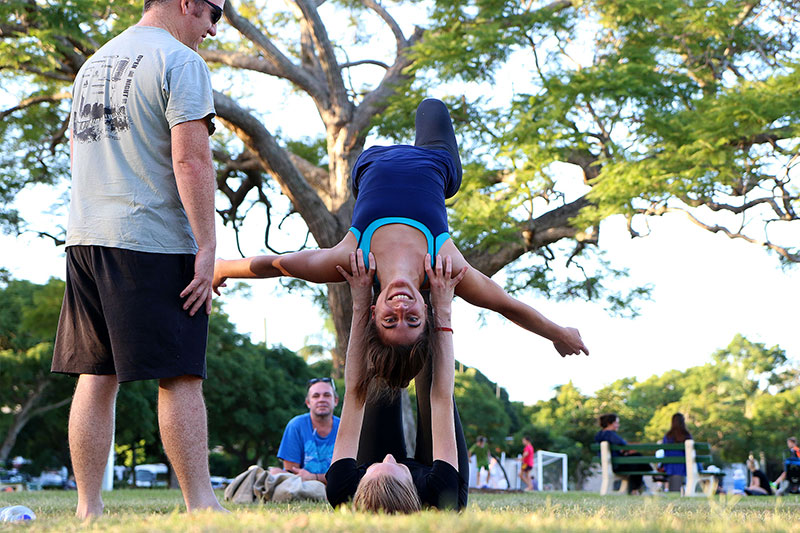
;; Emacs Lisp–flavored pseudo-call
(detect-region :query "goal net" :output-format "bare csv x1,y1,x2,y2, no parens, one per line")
535,450,568,492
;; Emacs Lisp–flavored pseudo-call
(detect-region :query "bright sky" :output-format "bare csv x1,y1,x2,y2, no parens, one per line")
2,2,798,406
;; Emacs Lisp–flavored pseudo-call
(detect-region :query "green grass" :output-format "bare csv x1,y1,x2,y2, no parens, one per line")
2,489,800,532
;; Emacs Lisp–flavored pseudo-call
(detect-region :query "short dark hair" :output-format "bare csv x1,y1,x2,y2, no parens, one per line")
598,413,618,428
143,0,171,13
789,437,798,445
307,377,337,398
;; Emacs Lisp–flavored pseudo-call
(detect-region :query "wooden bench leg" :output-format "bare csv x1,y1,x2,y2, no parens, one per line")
600,441,612,496
703,477,719,497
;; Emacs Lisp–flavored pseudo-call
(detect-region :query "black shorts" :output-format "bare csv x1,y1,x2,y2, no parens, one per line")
522,464,533,473
52,246,208,382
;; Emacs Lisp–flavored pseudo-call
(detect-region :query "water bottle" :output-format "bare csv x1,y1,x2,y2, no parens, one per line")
0,505,36,522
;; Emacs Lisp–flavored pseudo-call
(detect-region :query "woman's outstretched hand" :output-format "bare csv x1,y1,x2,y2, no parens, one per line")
424,254,468,312
212,258,228,296
553,326,590,357
336,252,376,309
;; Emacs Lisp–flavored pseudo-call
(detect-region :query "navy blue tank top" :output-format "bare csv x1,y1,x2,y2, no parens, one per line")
349,145,459,263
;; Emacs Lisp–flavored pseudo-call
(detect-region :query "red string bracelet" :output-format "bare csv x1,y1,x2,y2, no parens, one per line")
435,326,454,333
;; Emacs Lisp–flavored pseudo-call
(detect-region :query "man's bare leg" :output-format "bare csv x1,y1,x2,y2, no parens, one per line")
158,375,225,512
69,374,119,519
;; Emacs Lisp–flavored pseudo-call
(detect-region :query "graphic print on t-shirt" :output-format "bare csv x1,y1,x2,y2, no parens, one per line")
73,54,144,143
304,437,335,474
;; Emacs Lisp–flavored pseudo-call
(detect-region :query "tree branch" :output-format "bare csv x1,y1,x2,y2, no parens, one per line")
362,0,407,52
213,91,345,246
0,92,71,121
291,0,351,114
199,49,284,77
464,196,593,276
0,23,27,37
348,26,424,149
221,2,325,98
657,206,799,263
33,231,66,247
28,396,71,418
15,64,74,83
340,59,390,70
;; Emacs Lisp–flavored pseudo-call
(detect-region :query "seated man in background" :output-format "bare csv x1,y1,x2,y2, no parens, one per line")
275,378,340,484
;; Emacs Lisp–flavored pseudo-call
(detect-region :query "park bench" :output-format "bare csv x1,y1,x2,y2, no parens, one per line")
590,440,724,496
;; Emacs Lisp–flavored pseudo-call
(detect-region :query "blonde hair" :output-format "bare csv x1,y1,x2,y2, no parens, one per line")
353,473,422,514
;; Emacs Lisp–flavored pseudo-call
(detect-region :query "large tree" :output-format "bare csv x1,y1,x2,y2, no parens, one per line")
0,278,72,465
1,0,798,371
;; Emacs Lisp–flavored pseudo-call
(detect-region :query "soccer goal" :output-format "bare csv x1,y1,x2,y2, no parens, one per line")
535,450,568,492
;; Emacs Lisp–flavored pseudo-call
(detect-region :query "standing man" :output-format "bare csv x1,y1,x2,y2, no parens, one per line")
276,378,340,484
52,0,226,518
520,436,535,491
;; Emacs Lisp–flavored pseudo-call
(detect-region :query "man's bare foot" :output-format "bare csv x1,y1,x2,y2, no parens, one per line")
75,502,103,520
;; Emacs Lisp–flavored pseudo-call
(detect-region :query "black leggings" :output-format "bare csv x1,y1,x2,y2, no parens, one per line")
356,355,469,507
414,98,463,198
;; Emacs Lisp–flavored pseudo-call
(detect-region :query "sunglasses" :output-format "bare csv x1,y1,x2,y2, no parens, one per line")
200,0,222,25
307,377,335,391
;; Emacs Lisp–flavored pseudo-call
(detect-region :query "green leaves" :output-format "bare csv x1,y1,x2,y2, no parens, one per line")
419,0,800,265
519,334,798,485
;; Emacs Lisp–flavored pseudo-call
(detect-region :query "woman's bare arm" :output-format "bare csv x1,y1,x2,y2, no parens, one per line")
425,255,466,469
439,240,589,357
330,252,374,463
213,232,357,294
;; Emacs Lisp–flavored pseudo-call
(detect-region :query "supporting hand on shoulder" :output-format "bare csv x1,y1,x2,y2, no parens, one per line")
424,254,467,320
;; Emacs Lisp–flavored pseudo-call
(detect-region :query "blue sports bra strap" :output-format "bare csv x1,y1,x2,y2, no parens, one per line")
434,232,451,258
353,217,436,265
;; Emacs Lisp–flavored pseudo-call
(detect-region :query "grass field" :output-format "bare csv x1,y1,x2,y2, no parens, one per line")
2,489,800,532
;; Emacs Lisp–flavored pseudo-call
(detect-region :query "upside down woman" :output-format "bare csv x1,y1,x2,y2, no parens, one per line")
324,251,468,512
213,99,589,391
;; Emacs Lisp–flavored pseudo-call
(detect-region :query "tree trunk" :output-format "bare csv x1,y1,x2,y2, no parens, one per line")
0,379,71,464
326,283,353,378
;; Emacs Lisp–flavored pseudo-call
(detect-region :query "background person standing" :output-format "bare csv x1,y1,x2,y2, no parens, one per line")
520,436,535,491
51,0,226,518
469,436,491,488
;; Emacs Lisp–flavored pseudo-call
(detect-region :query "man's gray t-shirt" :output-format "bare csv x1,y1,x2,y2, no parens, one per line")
67,25,215,254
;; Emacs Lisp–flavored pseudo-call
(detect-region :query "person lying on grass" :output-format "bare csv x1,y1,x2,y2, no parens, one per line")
324,252,469,512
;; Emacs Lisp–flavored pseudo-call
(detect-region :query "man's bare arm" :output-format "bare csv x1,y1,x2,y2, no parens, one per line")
172,118,216,316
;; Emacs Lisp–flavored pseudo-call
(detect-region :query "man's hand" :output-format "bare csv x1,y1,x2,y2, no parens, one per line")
553,326,589,357
180,247,215,316
336,251,375,310
287,466,321,482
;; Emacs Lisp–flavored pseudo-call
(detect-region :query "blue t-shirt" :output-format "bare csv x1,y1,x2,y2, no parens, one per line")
277,413,340,474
